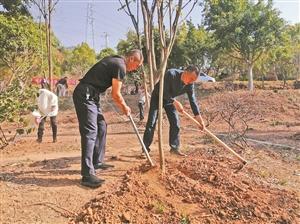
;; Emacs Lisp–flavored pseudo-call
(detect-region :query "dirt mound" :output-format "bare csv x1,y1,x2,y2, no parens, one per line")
70,148,299,224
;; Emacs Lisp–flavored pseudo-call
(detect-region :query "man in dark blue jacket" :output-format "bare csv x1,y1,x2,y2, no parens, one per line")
143,65,205,156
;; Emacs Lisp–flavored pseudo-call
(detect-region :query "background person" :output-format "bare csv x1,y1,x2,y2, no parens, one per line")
36,86,58,143
56,76,68,97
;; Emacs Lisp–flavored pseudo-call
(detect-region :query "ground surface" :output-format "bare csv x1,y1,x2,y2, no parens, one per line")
1,86,300,224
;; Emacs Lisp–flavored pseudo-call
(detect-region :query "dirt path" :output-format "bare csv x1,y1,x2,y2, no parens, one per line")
0,110,147,224
1,90,300,223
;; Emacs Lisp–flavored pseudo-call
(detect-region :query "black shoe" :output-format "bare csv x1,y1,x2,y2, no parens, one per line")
170,149,187,157
94,163,114,170
81,175,105,188
141,147,151,153
53,138,57,143
36,138,42,143
140,147,151,158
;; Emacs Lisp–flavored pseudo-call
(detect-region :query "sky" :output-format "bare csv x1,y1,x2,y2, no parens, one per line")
27,0,300,53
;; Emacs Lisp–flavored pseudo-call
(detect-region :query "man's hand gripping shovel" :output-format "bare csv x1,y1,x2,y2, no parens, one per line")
32,110,47,125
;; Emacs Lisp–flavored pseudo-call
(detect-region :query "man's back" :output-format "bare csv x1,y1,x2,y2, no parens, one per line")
38,89,58,116
80,56,126,93
153,69,193,99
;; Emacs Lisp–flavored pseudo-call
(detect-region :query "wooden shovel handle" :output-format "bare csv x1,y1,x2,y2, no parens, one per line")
183,111,247,165
128,115,155,167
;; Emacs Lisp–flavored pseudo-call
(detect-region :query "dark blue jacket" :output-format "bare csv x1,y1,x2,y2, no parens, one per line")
153,69,200,115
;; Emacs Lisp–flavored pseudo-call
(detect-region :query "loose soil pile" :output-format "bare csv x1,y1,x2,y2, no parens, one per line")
1,87,299,224
70,148,299,224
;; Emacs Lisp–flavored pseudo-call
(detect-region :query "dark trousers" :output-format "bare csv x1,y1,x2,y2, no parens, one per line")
73,83,107,177
37,116,57,140
143,94,180,151
138,102,144,121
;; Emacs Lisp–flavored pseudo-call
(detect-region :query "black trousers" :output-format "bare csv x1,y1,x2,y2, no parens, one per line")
37,116,57,140
138,102,144,121
73,82,107,177
143,94,180,151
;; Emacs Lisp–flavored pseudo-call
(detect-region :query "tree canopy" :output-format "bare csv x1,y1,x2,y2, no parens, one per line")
204,0,285,90
0,14,41,84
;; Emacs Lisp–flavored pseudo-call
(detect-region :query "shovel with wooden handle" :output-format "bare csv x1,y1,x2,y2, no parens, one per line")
128,114,155,167
183,111,247,165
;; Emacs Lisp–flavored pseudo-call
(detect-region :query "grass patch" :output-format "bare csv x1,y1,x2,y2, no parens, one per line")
202,135,215,144
153,201,166,214
270,119,284,126
180,215,190,224
278,179,288,186
258,170,270,178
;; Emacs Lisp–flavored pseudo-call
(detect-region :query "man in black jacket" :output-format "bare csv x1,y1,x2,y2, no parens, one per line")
73,49,143,188
143,65,205,156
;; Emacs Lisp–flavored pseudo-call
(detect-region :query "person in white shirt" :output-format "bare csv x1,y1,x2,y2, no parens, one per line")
37,87,58,143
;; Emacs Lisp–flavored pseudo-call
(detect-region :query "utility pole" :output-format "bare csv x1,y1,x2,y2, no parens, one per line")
85,2,95,49
103,32,109,48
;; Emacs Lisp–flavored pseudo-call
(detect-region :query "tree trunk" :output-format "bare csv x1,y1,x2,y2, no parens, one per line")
7,62,17,85
297,54,300,80
157,56,168,173
142,72,150,109
247,63,254,91
48,0,53,91
8,73,15,86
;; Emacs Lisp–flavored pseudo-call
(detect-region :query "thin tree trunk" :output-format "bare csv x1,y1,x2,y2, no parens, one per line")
157,57,168,173
297,54,300,80
48,0,53,91
248,63,254,91
8,72,15,86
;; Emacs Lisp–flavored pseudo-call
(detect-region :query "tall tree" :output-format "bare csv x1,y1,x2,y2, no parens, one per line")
204,0,284,91
119,0,199,171
31,0,59,91
0,0,31,16
68,43,96,76
118,1,151,108
97,47,116,61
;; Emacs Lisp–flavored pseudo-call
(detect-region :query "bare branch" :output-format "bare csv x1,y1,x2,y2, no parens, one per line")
179,0,198,24
182,0,193,9
50,0,59,13
118,0,130,16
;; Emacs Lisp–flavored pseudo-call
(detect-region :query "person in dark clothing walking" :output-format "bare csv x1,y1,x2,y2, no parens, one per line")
73,49,143,188
56,76,68,96
143,65,205,156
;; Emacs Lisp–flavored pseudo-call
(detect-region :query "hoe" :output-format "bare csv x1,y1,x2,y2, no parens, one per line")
183,111,247,166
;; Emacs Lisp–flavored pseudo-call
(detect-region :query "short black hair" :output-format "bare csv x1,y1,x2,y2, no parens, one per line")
185,65,200,77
